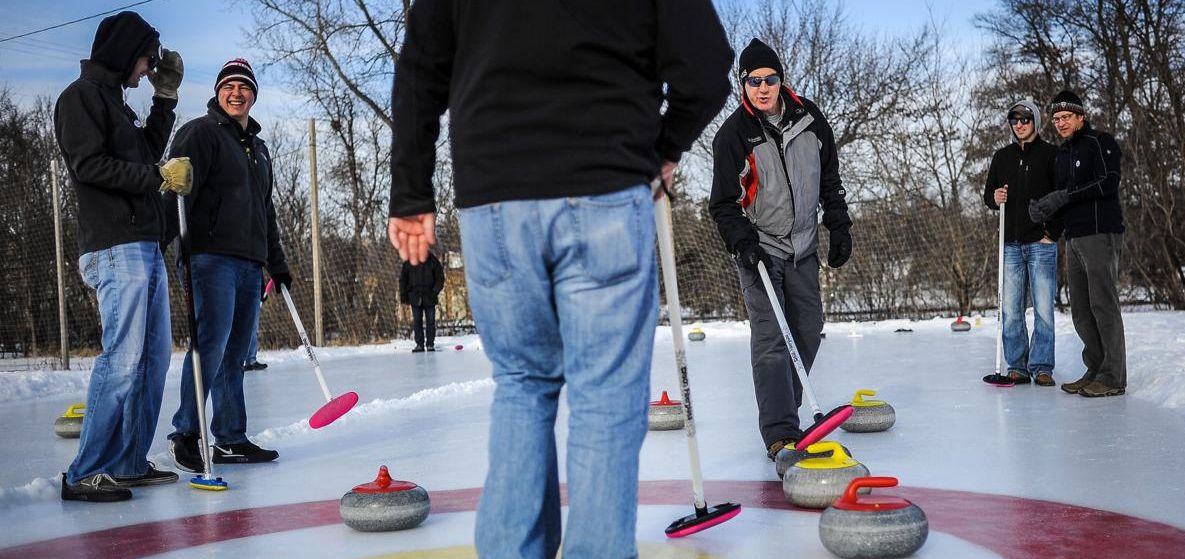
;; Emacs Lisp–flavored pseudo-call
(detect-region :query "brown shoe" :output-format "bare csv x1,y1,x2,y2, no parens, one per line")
767,438,796,462
1060,373,1095,394
1034,372,1055,387
1007,370,1031,384
1079,381,1125,398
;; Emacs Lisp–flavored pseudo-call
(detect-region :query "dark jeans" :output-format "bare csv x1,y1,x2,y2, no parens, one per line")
737,254,823,448
412,304,436,348
1066,233,1127,387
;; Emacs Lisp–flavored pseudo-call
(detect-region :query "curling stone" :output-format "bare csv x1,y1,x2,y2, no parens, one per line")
840,389,895,433
688,327,706,341
950,316,971,332
775,440,854,479
819,476,928,559
647,391,685,431
53,403,85,438
783,441,870,509
340,466,430,532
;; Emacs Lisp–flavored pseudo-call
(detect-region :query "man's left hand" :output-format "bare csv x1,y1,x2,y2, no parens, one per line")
1028,190,1069,223
389,213,437,265
827,226,852,268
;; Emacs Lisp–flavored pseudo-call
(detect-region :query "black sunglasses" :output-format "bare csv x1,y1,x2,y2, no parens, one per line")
1008,116,1033,125
745,74,781,88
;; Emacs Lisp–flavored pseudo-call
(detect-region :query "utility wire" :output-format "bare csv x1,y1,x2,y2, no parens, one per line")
0,0,160,44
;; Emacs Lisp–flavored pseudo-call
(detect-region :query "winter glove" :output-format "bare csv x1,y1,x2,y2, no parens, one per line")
159,157,192,195
148,48,184,100
827,225,852,268
1028,189,1069,224
270,271,293,292
736,239,772,272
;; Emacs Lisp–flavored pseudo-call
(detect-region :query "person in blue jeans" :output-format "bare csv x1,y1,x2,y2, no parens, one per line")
388,1,732,555
54,11,189,501
983,99,1062,386
163,58,291,471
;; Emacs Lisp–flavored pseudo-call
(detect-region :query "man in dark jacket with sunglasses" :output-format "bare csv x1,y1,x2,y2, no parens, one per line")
54,10,188,502
709,38,851,467
983,99,1061,387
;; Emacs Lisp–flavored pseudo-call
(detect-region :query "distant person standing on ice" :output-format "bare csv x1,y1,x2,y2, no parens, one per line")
387,0,732,555
983,99,1061,387
54,11,188,501
1029,90,1127,398
708,38,851,465
163,58,292,472
400,251,444,352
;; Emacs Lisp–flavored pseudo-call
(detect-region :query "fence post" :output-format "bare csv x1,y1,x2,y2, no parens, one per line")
308,118,324,346
51,157,70,370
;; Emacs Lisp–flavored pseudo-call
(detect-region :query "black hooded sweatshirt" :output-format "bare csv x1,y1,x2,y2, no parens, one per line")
54,11,175,254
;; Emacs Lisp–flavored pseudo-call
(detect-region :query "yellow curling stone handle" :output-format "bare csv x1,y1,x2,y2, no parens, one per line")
797,441,860,470
851,389,885,408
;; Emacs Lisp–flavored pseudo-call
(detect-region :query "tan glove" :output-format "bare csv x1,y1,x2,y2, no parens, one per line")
159,157,193,195
148,48,184,100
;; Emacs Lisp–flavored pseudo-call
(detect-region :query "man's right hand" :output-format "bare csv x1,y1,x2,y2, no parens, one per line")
736,239,772,272
389,213,437,265
994,185,1008,205
159,157,192,195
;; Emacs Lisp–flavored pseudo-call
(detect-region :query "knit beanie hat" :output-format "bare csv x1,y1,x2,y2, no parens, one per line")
1049,90,1085,115
738,38,783,82
216,58,258,96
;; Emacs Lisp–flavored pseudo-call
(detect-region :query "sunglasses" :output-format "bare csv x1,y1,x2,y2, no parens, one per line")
744,74,781,88
1008,116,1033,125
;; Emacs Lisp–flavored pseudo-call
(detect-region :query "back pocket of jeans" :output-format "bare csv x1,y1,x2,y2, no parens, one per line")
574,188,643,285
78,252,100,289
458,204,512,288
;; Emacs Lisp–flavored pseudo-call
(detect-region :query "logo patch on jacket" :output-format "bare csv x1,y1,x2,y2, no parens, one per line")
1075,160,1081,167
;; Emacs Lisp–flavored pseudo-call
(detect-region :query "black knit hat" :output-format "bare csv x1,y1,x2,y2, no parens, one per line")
1049,90,1085,115
738,38,783,82
216,58,258,96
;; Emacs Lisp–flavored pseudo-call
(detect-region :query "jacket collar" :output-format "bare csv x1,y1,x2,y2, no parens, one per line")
206,97,261,137
79,60,125,90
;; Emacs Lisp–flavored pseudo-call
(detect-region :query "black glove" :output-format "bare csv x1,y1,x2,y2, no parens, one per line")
271,271,293,292
1029,190,1069,223
827,225,852,268
736,239,772,271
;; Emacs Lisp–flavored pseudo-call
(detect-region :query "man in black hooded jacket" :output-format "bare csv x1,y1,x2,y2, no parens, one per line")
54,11,189,502
400,252,445,352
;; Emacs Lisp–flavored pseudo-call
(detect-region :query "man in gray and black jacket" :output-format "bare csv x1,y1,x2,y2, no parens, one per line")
709,38,851,464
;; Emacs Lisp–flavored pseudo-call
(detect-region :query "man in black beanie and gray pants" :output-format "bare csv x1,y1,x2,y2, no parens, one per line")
1029,89,1127,397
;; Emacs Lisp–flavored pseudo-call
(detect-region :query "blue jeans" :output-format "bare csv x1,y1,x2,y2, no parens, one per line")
462,186,658,559
1002,241,1058,376
67,242,171,484
244,320,259,363
170,254,262,445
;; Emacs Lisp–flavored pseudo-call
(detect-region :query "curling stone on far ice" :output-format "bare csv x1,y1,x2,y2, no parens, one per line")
775,441,854,480
688,327,706,341
783,441,870,509
819,476,928,559
950,316,971,332
647,390,685,431
840,389,895,433
340,466,430,532
53,403,85,438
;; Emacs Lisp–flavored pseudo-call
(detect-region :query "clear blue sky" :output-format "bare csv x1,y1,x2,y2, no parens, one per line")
0,0,998,126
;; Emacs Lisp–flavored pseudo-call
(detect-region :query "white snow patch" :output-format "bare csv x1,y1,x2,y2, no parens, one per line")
0,369,90,404
0,476,59,506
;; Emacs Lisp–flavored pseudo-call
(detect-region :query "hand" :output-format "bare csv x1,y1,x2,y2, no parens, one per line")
736,239,772,271
159,157,192,195
827,225,852,268
652,160,677,201
389,213,437,265
1028,190,1068,223
270,271,293,291
148,48,184,100
994,185,1008,205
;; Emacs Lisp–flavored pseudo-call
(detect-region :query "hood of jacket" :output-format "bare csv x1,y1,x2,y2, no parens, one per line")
89,11,160,83
1007,98,1042,144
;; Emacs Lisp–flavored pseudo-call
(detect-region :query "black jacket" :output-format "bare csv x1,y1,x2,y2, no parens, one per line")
709,88,848,261
54,16,174,254
389,0,733,216
400,253,445,307
164,99,288,276
983,136,1062,242
1054,122,1124,239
